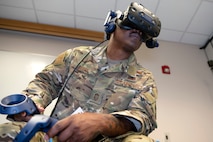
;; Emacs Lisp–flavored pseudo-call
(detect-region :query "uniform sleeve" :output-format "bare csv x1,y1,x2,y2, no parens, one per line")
22,49,73,108
112,70,158,135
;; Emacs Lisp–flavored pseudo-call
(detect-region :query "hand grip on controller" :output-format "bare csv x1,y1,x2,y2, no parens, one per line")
0,94,39,117
14,115,58,142
0,94,58,142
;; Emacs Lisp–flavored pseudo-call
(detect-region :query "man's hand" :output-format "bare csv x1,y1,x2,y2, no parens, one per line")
46,112,136,142
36,104,45,113
46,113,104,142
13,104,44,122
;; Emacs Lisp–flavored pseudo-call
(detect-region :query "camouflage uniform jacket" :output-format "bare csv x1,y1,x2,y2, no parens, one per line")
22,45,158,135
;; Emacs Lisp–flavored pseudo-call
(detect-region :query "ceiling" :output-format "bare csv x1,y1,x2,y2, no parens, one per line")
0,0,213,47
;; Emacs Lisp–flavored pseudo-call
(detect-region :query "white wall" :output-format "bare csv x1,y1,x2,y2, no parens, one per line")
136,41,213,142
0,30,213,142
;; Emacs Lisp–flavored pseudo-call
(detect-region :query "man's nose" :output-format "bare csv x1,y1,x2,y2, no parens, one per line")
132,29,142,36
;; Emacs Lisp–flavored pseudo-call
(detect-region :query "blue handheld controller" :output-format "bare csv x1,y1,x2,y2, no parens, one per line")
0,94,39,116
14,115,58,142
0,94,58,142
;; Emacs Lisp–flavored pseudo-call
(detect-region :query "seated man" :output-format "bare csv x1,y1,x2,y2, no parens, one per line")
0,2,161,142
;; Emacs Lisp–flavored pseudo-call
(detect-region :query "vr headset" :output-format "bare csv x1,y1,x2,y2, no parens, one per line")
104,2,161,48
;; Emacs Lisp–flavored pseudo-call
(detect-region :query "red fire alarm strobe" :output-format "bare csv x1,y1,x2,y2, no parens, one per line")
162,65,171,74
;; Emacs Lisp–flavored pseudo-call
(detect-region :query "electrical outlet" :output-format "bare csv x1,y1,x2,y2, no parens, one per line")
165,133,170,142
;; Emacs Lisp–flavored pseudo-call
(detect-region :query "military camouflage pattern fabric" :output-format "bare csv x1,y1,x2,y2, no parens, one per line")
0,121,154,142
0,46,158,141
0,121,48,142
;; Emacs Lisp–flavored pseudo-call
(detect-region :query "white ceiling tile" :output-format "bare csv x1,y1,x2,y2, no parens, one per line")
0,0,212,46
0,6,36,22
75,0,116,19
156,0,201,31
0,0,33,8
158,29,183,42
116,0,159,13
34,0,74,14
187,1,213,35
181,33,209,46
37,11,75,28
76,17,104,32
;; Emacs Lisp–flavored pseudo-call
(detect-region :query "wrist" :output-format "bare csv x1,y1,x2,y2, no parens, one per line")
100,114,137,137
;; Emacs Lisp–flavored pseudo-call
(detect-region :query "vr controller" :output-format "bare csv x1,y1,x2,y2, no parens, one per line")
0,94,58,142
0,94,39,118
14,115,57,142
104,2,161,48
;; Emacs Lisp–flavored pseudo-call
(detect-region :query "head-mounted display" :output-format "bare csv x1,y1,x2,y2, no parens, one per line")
104,2,161,48
117,2,161,41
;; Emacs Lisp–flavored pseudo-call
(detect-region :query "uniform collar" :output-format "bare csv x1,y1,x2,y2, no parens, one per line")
91,46,139,77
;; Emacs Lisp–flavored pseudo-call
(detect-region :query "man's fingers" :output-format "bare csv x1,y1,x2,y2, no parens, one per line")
55,124,74,142
47,119,68,138
13,112,31,121
36,104,45,113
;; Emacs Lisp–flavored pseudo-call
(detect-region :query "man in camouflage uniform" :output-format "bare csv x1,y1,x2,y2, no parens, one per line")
0,2,160,142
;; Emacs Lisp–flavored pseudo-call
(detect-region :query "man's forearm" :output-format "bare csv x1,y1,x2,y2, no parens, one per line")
100,114,137,137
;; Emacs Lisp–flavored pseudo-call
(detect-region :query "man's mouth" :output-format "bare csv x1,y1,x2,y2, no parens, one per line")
130,32,141,40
